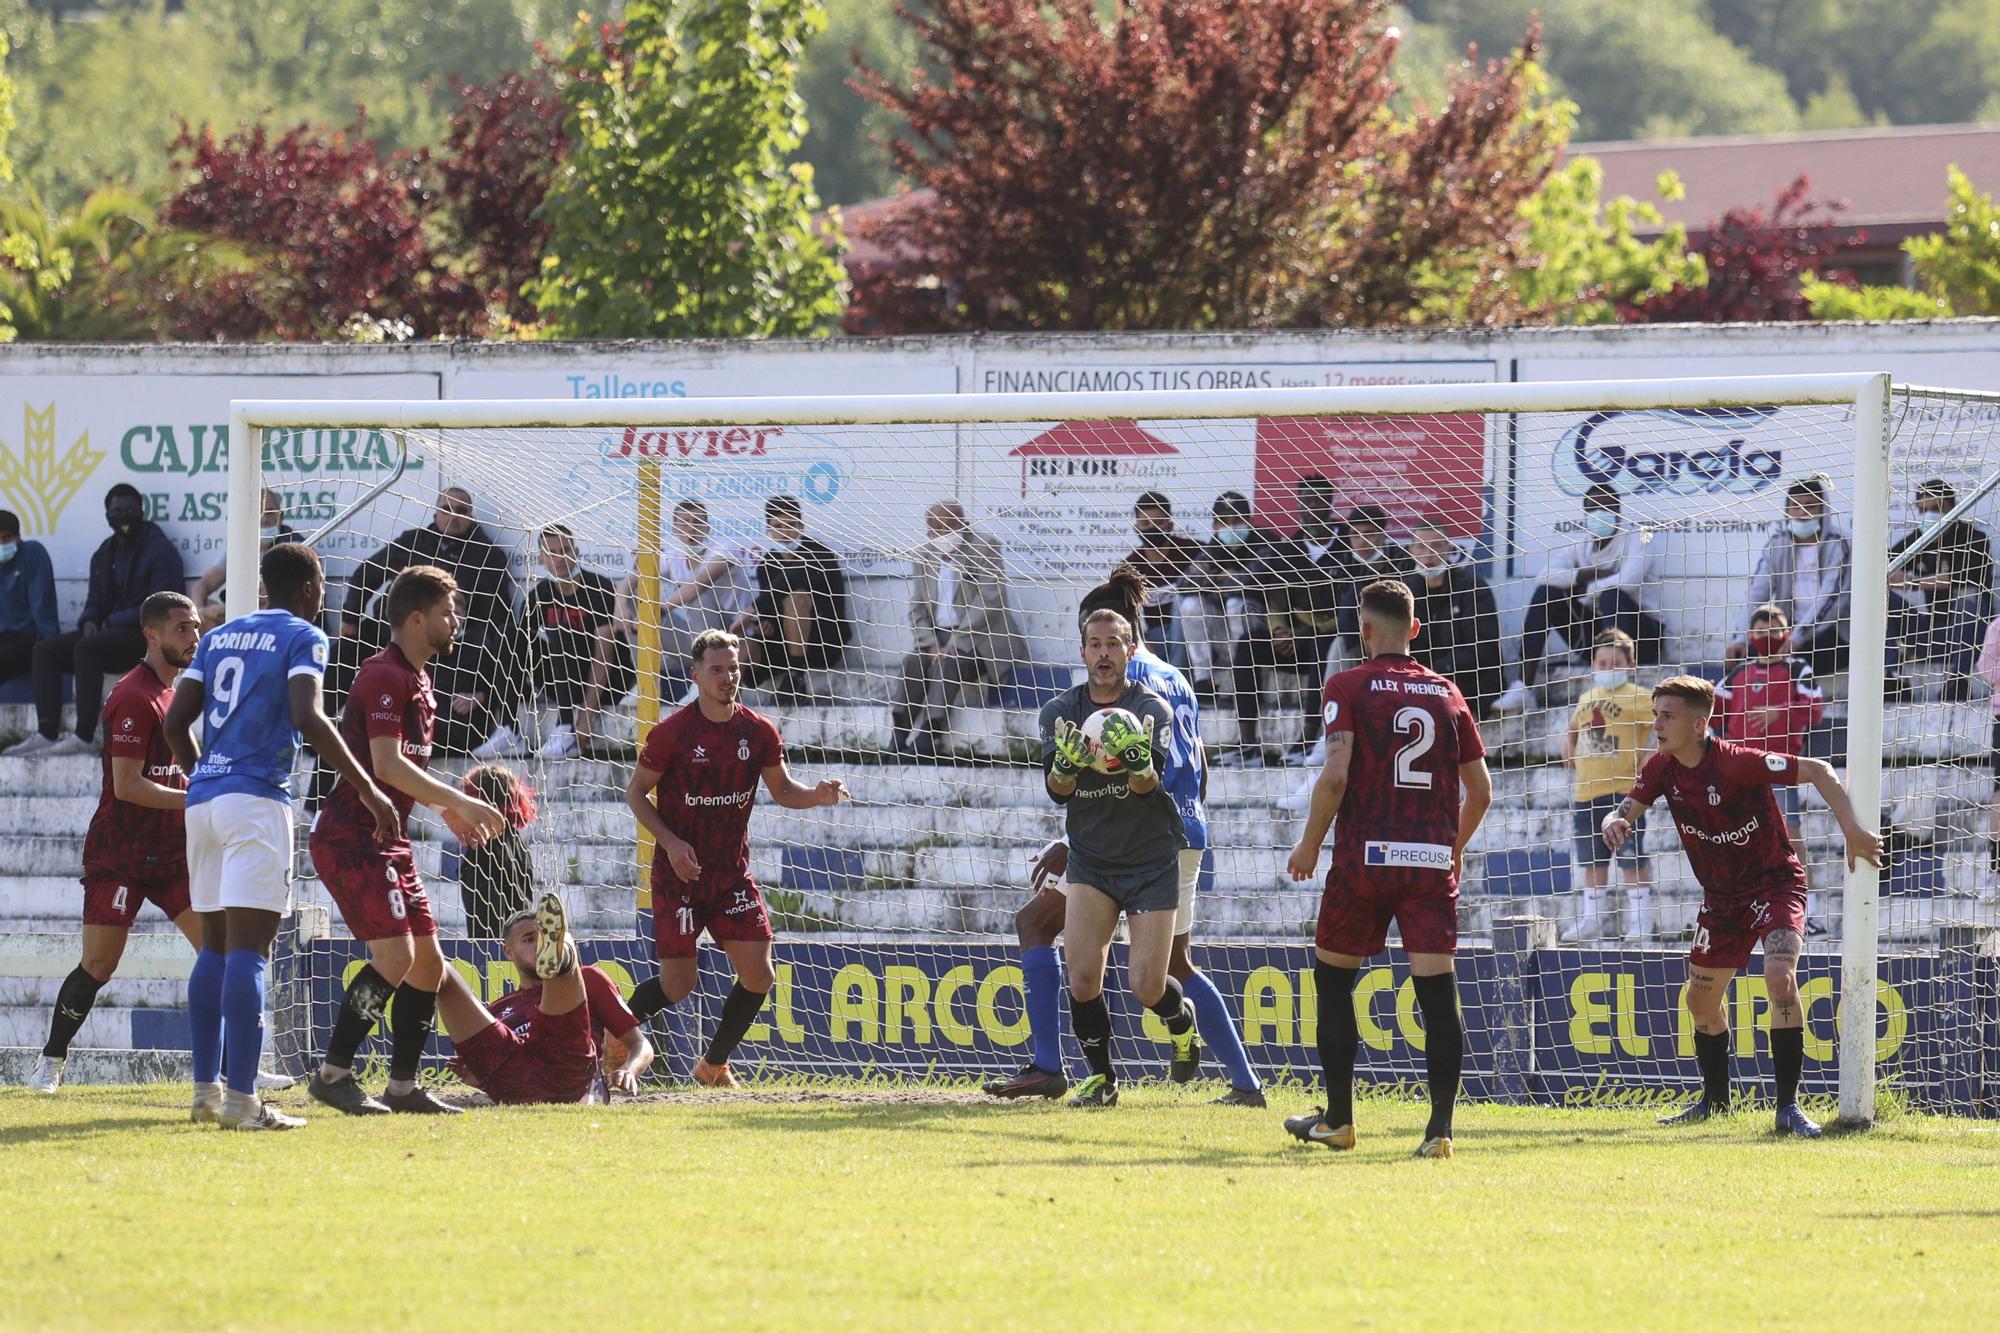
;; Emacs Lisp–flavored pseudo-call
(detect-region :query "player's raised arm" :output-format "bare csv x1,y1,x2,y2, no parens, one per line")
1286,731,1351,881
1797,757,1886,870
625,758,701,883
761,762,848,809
288,674,399,841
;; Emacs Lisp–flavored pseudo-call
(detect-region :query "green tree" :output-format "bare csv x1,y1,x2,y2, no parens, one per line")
1509,158,1704,323
530,0,846,338
0,183,241,339
1805,166,2000,318
795,0,921,204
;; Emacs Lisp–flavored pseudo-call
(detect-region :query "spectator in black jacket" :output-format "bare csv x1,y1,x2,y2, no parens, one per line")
334,487,519,753
1331,503,1417,655
1403,515,1504,716
475,524,620,761
0,508,59,691
735,494,851,706
1122,491,1204,669
1222,475,1342,768
1887,478,1994,700
7,485,184,757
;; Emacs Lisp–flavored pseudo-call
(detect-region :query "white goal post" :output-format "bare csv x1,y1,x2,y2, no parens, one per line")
230,372,1904,1124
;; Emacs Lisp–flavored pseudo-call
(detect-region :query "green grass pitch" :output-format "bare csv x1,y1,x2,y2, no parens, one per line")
1,1082,1994,1329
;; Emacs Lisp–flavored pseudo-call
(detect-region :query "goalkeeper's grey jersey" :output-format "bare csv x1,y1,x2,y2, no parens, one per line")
1040,680,1186,890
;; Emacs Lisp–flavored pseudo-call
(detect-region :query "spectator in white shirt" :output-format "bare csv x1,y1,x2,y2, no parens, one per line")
1494,483,1662,713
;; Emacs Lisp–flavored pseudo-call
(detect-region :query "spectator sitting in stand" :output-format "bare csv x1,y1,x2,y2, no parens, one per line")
892,501,1027,759
1402,515,1503,716
189,488,302,630
1221,475,1340,768
7,485,184,757
1176,490,1263,702
457,764,539,938
1976,613,2000,882
1330,502,1415,660
1886,478,1992,702
1732,475,1853,685
1493,484,1662,713
0,508,59,693
1716,603,1825,853
475,524,618,761
733,494,851,707
1122,491,1204,670
335,487,519,754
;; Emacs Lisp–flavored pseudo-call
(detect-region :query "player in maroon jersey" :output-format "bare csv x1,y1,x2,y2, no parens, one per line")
1602,675,1882,1138
29,592,203,1093
436,893,655,1104
623,629,847,1088
308,566,506,1117
1282,580,1493,1158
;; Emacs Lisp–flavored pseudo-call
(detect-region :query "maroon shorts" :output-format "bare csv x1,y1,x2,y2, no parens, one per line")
451,1003,598,1105
1316,867,1458,958
310,827,435,941
1690,883,1807,971
650,879,774,960
81,872,191,929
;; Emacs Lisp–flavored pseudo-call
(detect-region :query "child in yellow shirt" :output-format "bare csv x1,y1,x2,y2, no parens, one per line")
1561,629,1655,941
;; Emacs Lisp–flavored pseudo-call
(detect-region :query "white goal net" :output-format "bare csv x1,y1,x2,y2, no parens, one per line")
221,375,2000,1121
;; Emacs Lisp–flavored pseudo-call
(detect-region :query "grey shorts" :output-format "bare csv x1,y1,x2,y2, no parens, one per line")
1067,854,1182,916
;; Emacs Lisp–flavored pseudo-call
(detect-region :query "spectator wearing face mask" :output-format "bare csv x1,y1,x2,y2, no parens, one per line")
893,501,1026,758
1176,491,1263,700
1716,603,1824,848
1121,491,1203,670
1493,484,1662,714
1734,475,1853,683
6,484,185,757
189,487,303,630
0,508,59,693
1886,478,1992,701
1329,503,1415,658
1401,516,1503,716
1560,629,1654,942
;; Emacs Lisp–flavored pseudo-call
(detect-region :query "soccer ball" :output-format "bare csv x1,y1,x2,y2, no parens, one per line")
1081,706,1143,776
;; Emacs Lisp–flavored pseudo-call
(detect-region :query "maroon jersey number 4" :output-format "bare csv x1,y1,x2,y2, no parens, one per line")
1321,655,1486,881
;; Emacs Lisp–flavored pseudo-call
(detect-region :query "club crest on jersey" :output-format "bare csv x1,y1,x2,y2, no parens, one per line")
1707,786,1721,805
738,738,751,761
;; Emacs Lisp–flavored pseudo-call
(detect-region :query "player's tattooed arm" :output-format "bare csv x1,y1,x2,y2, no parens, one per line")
1601,797,1646,853
1286,733,1351,881
1797,757,1886,870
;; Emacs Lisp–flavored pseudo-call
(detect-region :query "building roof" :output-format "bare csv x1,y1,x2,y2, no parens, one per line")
1575,122,2000,238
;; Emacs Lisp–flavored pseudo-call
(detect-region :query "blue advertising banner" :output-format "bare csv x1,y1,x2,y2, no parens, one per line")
282,932,1998,1115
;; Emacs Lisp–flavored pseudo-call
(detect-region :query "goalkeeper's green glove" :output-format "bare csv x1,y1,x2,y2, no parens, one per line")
1051,718,1092,778
1099,713,1157,779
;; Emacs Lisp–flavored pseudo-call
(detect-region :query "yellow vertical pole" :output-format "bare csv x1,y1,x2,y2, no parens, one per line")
634,459,664,908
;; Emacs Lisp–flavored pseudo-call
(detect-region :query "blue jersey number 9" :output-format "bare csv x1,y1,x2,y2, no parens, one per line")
206,655,245,730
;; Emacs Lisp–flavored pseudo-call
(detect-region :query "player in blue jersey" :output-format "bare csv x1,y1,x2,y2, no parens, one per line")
984,565,1265,1106
164,542,397,1130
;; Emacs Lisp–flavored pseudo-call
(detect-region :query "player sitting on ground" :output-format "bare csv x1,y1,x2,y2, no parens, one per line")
622,629,847,1088
308,566,506,1117
1602,675,1883,1139
437,894,655,1104
1283,579,1492,1159
32,593,203,1092
1040,608,1194,1108
165,543,398,1131
987,566,1264,1106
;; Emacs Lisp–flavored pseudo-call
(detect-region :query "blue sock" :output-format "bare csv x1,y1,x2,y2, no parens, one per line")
188,948,226,1086
1021,945,1065,1076
221,950,267,1098
1185,967,1260,1092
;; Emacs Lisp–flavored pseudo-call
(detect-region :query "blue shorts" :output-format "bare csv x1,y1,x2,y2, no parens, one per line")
1572,793,1645,871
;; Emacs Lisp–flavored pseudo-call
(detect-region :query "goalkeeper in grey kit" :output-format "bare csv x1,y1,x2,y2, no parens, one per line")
1039,608,1194,1107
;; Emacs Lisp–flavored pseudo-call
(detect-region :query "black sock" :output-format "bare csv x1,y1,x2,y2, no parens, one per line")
388,983,439,1084
631,975,670,1023
1070,992,1114,1080
1411,972,1463,1140
322,965,392,1072
1694,1029,1731,1109
1148,975,1191,1034
1771,1025,1804,1108
703,983,768,1066
43,967,105,1059
1315,960,1361,1126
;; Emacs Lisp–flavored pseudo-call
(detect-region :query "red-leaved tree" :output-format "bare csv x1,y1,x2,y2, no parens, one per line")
156,119,485,340
849,0,1560,333
436,68,568,323
1624,175,1866,323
